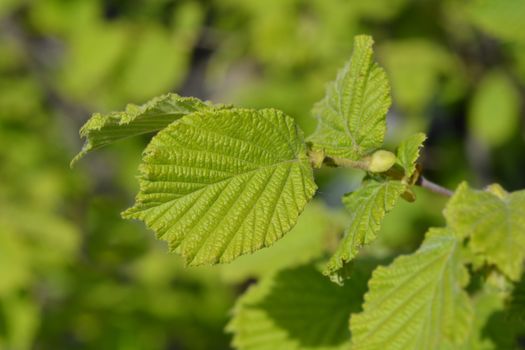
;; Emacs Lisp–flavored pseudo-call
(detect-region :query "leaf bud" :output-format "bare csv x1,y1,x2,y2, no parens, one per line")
368,150,397,173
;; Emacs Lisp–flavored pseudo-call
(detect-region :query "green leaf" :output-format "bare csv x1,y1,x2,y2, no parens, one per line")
444,182,525,281
441,280,525,350
122,108,317,266
442,286,506,350
227,264,369,350
351,228,473,350
71,93,218,166
455,280,525,350
308,35,391,160
509,276,525,322
324,180,406,276
220,201,342,283
396,132,427,179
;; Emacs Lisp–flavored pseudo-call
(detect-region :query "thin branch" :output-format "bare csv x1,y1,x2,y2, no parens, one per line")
308,149,455,198
416,176,454,197
307,149,369,170
323,156,370,170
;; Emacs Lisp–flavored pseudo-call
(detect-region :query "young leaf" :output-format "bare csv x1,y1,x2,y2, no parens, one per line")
351,228,473,350
122,108,317,266
71,93,220,166
396,132,427,179
227,264,369,350
308,35,391,160
444,182,525,281
324,180,406,276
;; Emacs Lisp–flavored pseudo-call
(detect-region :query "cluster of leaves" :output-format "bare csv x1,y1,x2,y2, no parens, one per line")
74,34,525,349
2,0,525,349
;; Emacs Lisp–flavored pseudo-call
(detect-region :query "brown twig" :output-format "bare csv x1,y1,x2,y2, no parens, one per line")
416,176,454,197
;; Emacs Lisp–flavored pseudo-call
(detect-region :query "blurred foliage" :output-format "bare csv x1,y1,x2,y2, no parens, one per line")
0,0,524,348
469,70,520,146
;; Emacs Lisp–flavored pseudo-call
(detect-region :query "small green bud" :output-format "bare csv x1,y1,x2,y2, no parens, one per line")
368,150,397,173
401,188,416,202
308,149,325,168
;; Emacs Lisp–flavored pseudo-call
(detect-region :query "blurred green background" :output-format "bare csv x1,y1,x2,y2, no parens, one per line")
0,0,524,349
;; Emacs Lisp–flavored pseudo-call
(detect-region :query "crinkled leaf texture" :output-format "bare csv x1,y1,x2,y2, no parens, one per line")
351,228,473,350
220,201,340,283
122,108,317,266
227,264,369,350
396,132,426,179
71,93,221,165
444,182,525,281
308,35,391,160
324,180,406,276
